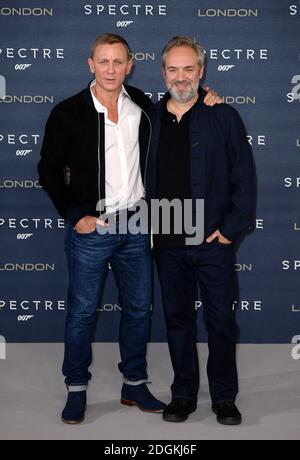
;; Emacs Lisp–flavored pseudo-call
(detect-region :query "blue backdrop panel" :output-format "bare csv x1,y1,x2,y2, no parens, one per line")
0,0,299,343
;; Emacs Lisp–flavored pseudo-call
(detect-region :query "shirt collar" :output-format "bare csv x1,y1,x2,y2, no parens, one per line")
90,80,131,118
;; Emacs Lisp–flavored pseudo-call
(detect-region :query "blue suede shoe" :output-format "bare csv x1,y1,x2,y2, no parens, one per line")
121,383,166,413
61,391,86,424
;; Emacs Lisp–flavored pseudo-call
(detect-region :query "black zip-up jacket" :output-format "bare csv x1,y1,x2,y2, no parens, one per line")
38,83,153,226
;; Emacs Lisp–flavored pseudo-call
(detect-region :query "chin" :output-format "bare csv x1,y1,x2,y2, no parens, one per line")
104,84,119,92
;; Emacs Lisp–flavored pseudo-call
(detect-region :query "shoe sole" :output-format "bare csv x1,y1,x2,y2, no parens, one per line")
61,416,85,425
121,398,164,413
216,416,242,426
212,408,242,426
163,407,197,423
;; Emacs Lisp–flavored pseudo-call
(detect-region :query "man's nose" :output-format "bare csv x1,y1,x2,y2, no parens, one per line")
176,69,185,81
107,62,115,73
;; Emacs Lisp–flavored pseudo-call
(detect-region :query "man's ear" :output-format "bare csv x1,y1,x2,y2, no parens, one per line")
88,58,95,74
126,58,134,75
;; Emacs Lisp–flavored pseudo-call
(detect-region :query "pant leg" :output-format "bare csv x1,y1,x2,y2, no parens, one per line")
63,226,115,386
195,243,238,404
155,247,199,401
110,231,152,382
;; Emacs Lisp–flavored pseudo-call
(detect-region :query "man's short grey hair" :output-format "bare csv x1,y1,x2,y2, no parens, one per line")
162,36,205,68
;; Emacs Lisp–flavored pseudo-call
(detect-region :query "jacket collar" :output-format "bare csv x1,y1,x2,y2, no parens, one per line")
83,81,96,109
82,80,130,107
82,81,145,111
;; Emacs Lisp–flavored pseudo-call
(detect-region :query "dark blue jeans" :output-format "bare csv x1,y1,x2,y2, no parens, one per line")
63,224,152,386
155,242,239,404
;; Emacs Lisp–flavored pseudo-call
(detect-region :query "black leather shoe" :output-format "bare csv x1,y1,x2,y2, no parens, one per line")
163,399,197,423
212,401,242,425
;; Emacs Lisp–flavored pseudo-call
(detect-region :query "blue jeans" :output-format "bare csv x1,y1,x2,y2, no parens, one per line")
63,223,152,386
155,242,238,404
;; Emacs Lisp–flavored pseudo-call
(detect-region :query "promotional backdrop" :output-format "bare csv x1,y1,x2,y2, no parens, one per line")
0,0,299,343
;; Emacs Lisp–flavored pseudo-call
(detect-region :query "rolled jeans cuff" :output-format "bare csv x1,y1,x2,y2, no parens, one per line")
67,385,88,392
122,378,150,386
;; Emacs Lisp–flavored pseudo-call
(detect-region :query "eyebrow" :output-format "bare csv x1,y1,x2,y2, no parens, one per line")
166,65,196,70
96,58,125,62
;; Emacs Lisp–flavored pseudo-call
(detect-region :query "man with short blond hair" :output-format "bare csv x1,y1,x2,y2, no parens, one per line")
39,33,164,424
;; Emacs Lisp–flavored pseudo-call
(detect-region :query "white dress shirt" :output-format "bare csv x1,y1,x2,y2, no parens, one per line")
90,80,145,214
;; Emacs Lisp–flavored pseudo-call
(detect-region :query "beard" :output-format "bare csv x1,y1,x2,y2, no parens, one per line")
167,80,199,103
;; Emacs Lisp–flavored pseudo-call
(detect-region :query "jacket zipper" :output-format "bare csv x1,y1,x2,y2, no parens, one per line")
141,108,152,193
97,112,101,215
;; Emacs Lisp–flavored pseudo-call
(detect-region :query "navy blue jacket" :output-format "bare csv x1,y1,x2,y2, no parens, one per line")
146,89,256,243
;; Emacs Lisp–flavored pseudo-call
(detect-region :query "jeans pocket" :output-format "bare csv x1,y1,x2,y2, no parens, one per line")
216,239,232,248
74,229,97,237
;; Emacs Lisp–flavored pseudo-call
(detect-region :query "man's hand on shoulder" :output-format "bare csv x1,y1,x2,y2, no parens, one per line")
203,86,223,106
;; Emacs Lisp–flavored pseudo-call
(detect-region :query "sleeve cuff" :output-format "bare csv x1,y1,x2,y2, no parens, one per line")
66,207,88,227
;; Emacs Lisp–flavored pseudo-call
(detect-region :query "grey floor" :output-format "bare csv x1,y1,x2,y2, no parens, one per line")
0,343,299,440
